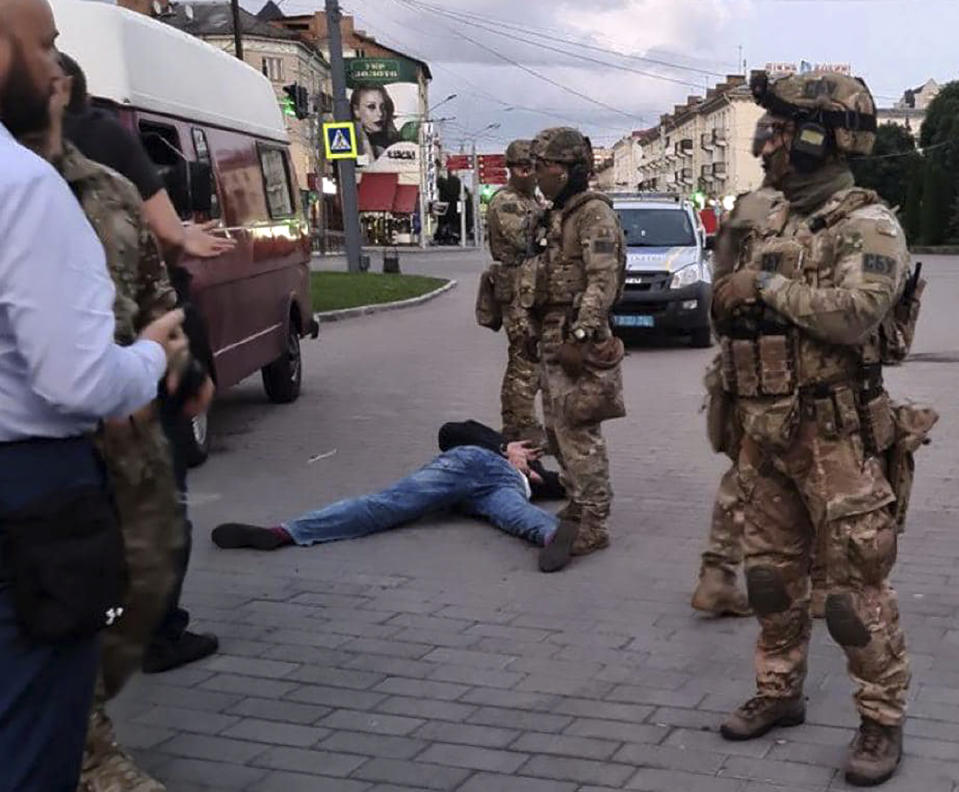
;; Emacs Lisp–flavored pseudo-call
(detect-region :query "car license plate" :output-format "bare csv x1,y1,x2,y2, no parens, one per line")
614,315,654,328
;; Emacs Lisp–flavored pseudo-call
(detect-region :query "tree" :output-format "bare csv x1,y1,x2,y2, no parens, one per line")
850,123,920,216
917,81,959,244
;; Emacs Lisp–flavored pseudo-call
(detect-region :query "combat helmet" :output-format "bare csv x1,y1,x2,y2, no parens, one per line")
531,127,592,165
750,70,877,156
505,139,533,167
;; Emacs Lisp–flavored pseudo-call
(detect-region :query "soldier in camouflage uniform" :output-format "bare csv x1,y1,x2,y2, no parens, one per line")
68,150,183,792
694,181,830,619
20,76,183,792
528,128,626,574
711,71,936,786
484,140,546,445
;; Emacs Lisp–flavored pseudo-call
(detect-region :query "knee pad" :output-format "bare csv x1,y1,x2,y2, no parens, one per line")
825,592,871,648
745,565,790,615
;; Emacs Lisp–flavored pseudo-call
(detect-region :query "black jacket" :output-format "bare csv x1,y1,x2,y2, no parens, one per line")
437,421,565,501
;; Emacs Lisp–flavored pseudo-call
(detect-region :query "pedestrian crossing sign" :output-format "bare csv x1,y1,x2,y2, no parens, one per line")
323,122,358,160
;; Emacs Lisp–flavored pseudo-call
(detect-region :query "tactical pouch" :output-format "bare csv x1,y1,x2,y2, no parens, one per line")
518,255,546,309
757,335,795,395
1,485,129,644
719,337,738,393
703,358,731,454
563,337,626,426
475,268,502,331
860,392,895,455
886,402,938,532
833,386,861,435
491,264,514,303
731,339,760,397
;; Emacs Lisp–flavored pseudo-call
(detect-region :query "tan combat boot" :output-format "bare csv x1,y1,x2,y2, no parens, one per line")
720,695,806,740
570,513,610,556
79,708,166,792
691,566,752,617
844,718,903,787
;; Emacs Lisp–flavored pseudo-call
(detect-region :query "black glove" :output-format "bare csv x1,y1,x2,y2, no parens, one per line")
556,340,586,379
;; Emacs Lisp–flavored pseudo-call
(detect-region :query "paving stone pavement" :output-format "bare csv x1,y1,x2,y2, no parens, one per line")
114,252,959,791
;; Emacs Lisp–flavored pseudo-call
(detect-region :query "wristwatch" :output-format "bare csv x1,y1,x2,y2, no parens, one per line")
572,327,589,342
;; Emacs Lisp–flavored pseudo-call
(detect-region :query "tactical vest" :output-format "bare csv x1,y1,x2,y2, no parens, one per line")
541,191,625,307
719,188,888,399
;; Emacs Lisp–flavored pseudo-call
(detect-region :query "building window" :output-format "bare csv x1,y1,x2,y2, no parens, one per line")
262,57,284,82
354,48,366,58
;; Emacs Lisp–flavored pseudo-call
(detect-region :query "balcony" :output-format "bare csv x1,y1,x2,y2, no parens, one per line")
680,167,693,185
675,138,694,157
712,162,727,178
713,128,727,147
700,164,714,179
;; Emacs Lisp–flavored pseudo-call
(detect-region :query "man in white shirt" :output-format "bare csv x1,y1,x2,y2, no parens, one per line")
0,0,188,788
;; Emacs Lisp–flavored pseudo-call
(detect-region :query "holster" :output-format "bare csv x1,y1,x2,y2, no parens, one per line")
886,402,938,532
703,357,736,456
475,267,502,331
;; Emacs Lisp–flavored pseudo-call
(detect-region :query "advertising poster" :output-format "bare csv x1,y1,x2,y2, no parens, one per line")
346,57,422,177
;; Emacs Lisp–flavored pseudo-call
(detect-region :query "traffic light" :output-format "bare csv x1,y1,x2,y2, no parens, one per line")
283,83,311,120
480,184,497,204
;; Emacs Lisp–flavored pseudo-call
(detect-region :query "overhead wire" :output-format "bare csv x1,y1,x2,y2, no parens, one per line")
398,0,732,79
392,0,653,125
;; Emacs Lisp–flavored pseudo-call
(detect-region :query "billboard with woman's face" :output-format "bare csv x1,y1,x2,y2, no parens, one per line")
346,58,422,175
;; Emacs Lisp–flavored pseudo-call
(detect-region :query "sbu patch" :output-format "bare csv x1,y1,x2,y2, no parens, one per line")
863,253,895,278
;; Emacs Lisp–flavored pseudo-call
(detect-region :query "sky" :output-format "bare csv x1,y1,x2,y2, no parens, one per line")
258,0,959,153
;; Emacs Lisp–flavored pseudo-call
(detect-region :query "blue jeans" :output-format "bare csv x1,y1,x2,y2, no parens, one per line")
0,438,101,792
285,446,558,547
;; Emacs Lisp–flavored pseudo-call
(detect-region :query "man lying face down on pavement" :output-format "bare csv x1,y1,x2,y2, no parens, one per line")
212,420,580,572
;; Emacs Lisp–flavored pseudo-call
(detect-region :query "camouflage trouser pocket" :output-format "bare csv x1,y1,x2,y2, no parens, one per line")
843,510,898,586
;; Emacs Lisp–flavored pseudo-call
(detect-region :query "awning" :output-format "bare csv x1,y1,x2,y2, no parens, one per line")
392,185,420,215
357,172,398,212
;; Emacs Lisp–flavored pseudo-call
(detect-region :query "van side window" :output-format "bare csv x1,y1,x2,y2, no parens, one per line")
259,146,294,218
191,127,221,219
140,121,189,218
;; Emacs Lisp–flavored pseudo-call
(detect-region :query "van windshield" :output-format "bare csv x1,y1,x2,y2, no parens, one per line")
617,208,695,247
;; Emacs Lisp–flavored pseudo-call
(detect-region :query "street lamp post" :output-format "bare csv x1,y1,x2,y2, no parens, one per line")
466,122,500,250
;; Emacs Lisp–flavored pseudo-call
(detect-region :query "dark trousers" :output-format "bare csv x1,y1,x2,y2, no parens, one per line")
0,438,102,792
151,411,192,646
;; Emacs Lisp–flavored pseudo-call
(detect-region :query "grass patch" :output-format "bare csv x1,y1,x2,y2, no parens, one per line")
311,271,449,312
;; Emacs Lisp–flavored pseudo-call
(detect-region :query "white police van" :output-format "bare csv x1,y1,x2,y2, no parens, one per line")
611,193,713,347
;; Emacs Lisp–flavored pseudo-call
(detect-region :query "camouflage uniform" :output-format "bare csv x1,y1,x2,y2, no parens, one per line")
61,144,182,792
696,188,829,616
529,128,626,554
486,140,546,444
716,74,915,728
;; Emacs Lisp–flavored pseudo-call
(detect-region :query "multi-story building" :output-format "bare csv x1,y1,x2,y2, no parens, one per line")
611,131,644,191
637,75,764,200
161,3,331,192
878,79,940,133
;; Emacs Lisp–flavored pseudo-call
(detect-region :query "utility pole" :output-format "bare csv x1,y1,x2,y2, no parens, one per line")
471,141,481,249
325,0,363,272
229,0,244,60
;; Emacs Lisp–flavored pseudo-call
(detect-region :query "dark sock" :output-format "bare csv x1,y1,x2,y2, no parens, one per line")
538,519,577,573
212,522,292,550
270,526,294,545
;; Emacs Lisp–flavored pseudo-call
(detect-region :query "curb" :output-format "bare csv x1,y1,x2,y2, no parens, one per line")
911,246,959,255
315,279,458,323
